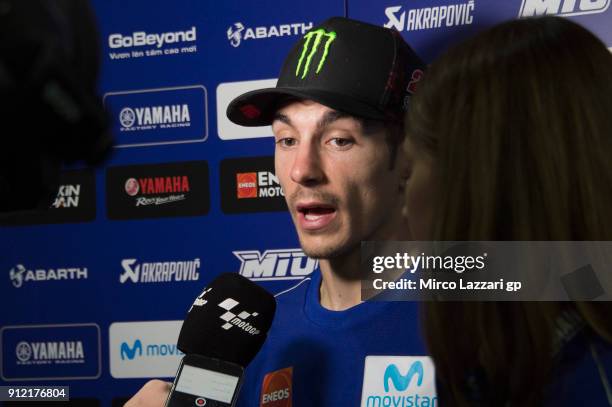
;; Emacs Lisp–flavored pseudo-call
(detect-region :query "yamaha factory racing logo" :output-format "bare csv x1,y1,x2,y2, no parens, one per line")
9,264,88,288
519,0,609,16
233,249,317,281
1,324,101,380
119,258,201,284
361,356,437,407
104,86,208,148
384,2,475,31
107,26,197,60
227,21,313,47
15,340,85,366
119,104,191,132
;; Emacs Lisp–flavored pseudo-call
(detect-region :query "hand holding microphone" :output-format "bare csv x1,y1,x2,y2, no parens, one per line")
125,273,276,407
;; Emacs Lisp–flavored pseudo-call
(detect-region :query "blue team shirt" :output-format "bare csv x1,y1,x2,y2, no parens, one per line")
236,269,429,406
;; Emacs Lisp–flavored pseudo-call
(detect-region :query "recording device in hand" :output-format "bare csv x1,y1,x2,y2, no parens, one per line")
166,273,276,407
0,0,112,213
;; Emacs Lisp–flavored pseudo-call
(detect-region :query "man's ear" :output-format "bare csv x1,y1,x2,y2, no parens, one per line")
396,152,411,194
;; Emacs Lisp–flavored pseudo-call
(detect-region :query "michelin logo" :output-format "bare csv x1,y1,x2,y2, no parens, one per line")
519,0,610,17
119,258,200,284
384,2,474,32
227,21,313,47
233,249,317,281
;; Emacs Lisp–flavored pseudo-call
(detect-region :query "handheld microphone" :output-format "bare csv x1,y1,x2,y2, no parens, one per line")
166,273,276,407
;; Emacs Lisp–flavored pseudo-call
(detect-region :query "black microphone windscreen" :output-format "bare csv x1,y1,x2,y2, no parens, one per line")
177,273,276,367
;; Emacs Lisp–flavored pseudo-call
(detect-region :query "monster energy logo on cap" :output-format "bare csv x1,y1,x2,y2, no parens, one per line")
295,29,337,79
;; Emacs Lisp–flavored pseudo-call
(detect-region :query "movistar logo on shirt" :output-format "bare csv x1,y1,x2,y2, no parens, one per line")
361,356,437,407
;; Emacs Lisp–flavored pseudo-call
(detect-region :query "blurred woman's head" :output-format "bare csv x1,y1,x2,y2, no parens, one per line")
404,16,612,242
402,16,612,405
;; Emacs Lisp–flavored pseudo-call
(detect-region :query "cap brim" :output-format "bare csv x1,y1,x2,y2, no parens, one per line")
226,87,387,127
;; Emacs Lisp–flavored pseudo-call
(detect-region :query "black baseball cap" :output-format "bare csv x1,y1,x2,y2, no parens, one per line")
226,17,425,126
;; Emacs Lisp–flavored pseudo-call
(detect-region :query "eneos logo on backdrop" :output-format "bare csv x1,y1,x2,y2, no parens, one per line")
1,324,101,381
106,161,210,220
361,356,436,407
233,249,317,281
109,321,183,378
220,156,287,213
104,85,208,148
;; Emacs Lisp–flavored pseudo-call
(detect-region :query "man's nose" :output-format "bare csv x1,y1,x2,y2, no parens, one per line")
290,142,324,186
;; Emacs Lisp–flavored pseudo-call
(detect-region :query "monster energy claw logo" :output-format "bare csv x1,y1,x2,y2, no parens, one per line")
295,29,336,79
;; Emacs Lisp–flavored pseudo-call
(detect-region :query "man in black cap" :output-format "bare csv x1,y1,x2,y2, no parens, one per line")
127,16,432,407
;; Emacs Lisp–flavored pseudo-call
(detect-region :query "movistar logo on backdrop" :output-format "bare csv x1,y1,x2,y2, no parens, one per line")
361,356,437,407
119,339,182,361
384,2,474,32
110,321,184,378
384,361,424,392
227,21,313,48
519,0,609,17
295,29,336,79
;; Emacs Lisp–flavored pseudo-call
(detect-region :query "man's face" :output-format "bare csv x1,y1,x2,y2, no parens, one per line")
273,100,406,259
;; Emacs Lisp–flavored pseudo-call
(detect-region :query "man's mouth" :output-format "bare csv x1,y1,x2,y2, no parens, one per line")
295,202,337,231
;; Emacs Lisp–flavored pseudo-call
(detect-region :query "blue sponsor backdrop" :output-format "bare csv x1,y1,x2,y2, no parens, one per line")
0,0,610,404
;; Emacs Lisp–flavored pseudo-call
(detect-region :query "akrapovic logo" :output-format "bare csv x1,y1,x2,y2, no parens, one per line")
295,29,337,79
51,184,82,208
384,2,475,32
119,258,200,284
15,341,85,365
9,264,88,289
119,104,191,131
217,298,261,335
227,21,313,48
519,0,610,17
233,249,317,281
236,171,284,199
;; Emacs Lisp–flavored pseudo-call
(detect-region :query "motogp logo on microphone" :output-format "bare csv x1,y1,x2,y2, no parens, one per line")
217,298,261,335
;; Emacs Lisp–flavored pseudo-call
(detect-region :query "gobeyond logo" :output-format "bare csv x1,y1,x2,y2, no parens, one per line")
384,361,423,392
295,29,336,79
519,0,610,17
120,340,143,360
218,298,261,335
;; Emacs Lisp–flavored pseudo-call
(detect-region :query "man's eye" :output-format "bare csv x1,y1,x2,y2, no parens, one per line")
329,138,354,148
276,138,297,147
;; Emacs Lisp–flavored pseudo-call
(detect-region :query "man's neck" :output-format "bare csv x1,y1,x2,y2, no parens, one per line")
318,252,362,311
317,204,411,311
